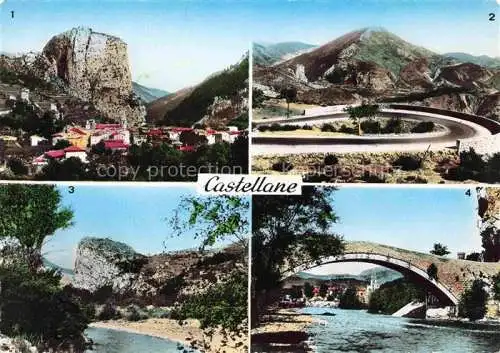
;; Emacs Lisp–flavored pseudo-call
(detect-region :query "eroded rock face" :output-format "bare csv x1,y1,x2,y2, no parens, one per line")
42,27,145,125
71,237,246,304
72,237,149,294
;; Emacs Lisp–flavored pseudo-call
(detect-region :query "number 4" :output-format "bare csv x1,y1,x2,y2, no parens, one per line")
465,189,471,197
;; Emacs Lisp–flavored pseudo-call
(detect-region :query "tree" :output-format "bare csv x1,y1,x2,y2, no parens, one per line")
0,184,73,271
53,139,72,150
458,279,488,321
280,87,297,119
7,158,28,176
492,272,500,301
304,282,314,298
465,252,482,261
180,130,208,147
480,226,500,262
430,243,450,256
343,103,380,135
319,283,328,298
167,195,249,250
252,186,345,324
339,286,363,309
38,157,87,181
427,263,439,280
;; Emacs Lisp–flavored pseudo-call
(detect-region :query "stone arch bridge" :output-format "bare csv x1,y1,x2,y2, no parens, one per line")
282,241,500,306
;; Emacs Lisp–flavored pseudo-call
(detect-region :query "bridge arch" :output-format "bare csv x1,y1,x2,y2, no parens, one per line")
281,252,459,306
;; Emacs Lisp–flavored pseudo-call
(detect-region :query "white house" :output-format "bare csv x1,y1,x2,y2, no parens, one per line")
30,135,48,147
63,146,88,163
20,88,30,101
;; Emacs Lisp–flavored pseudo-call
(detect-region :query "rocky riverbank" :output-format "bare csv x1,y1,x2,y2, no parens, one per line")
90,318,246,353
251,309,316,352
0,335,38,353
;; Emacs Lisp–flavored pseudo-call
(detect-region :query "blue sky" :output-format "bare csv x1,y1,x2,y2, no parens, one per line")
1,0,497,92
42,185,250,269
306,186,481,275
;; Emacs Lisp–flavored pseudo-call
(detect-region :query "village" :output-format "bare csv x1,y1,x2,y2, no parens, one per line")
0,86,245,177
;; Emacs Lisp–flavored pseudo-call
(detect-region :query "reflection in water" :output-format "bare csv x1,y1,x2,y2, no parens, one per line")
302,307,500,353
84,327,194,353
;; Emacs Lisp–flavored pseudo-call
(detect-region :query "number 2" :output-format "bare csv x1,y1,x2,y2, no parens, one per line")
489,13,496,21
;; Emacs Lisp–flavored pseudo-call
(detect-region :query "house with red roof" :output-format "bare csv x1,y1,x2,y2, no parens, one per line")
103,139,129,152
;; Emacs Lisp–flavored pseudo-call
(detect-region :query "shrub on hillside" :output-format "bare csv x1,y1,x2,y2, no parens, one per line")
383,117,404,134
171,270,247,331
97,302,120,321
324,154,339,166
321,123,336,132
411,121,435,133
392,155,422,171
7,158,28,176
271,160,293,172
339,124,356,134
360,119,381,134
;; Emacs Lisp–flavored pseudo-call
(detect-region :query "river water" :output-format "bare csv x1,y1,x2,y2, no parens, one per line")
84,327,196,353
302,307,500,353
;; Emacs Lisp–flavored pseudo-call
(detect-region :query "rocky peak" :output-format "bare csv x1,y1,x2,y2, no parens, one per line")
72,237,147,293
41,27,145,125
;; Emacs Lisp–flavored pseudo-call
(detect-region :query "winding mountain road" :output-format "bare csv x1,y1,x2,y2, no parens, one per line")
251,108,495,155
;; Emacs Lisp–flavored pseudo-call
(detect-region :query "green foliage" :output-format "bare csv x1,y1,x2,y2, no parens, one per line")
368,278,425,314
303,282,314,298
479,226,500,262
383,117,404,133
465,252,482,261
319,283,328,298
343,104,380,135
411,121,435,133
0,263,89,351
37,157,88,181
458,279,488,321
162,58,248,127
252,187,344,293
427,263,439,280
392,154,422,171
168,195,250,250
324,154,339,166
230,112,249,130
492,272,500,301
360,119,382,134
53,139,72,150
320,123,336,132
339,286,364,309
97,302,120,321
271,159,294,172
430,243,450,256
7,158,28,176
253,89,266,108
171,270,247,331
0,102,64,140
0,184,73,271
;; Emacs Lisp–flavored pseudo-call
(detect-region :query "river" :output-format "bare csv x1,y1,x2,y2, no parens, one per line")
84,327,196,353
302,307,500,353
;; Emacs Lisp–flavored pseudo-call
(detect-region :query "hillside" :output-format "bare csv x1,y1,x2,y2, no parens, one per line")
148,56,249,128
132,81,169,103
444,52,500,69
70,237,246,305
254,27,500,119
253,42,317,66
297,266,401,285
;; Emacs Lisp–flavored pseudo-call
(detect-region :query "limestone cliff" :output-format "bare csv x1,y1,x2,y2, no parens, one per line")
71,237,245,305
41,27,145,125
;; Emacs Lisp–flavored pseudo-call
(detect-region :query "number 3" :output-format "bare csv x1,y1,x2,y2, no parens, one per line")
68,186,75,194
